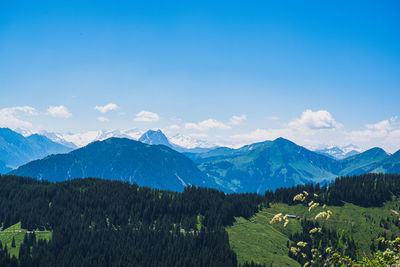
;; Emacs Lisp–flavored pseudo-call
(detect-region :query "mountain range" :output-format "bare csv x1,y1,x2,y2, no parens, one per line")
16,128,216,152
8,127,400,193
0,128,73,170
10,138,208,191
138,129,215,153
17,127,364,160
184,138,397,193
17,128,144,148
313,144,362,159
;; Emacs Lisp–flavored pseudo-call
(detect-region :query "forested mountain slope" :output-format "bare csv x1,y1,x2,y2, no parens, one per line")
0,175,264,267
10,138,209,191
186,138,398,193
10,135,400,193
188,138,341,193
1,174,400,266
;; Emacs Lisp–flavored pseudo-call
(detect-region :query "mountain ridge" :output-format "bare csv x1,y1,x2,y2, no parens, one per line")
138,129,215,153
10,137,209,191
0,128,73,170
8,133,400,193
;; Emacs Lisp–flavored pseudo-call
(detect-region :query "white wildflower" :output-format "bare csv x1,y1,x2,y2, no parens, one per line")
308,203,319,212
315,211,327,220
293,193,304,202
326,210,332,220
297,241,308,247
284,219,289,228
270,213,283,224
391,209,400,217
290,247,299,255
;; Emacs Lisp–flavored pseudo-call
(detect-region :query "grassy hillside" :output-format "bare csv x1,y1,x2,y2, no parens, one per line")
228,199,400,266
227,213,300,266
0,222,52,258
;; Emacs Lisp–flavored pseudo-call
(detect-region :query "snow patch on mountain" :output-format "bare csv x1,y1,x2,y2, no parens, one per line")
175,173,188,187
310,144,365,159
139,129,171,146
169,133,215,149
17,128,143,148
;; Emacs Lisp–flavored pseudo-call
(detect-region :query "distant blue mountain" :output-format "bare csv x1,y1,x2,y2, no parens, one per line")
0,128,73,169
186,138,398,193
341,149,400,175
0,160,12,174
315,146,360,159
186,138,343,193
10,138,208,191
338,147,389,175
8,132,400,193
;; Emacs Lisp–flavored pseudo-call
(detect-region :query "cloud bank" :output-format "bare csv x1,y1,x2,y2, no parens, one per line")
47,106,72,118
134,110,160,122
94,103,119,113
0,106,37,129
288,109,342,130
185,119,231,131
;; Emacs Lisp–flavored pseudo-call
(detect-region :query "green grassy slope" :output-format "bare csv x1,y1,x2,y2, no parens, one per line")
227,213,300,267
0,222,52,258
228,199,400,266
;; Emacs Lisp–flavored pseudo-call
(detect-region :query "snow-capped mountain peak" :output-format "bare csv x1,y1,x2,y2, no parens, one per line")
139,130,171,146
15,128,144,148
311,144,364,159
169,133,215,149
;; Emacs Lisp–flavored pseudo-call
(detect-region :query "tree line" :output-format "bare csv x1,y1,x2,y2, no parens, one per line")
0,175,265,267
266,173,400,207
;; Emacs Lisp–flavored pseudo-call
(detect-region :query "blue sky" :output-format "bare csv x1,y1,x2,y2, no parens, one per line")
1,1,400,151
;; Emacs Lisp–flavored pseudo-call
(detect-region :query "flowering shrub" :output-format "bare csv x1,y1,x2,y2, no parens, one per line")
270,191,400,266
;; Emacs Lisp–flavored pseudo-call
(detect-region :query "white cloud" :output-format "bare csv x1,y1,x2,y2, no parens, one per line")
347,117,397,143
383,130,400,152
168,124,180,130
266,116,279,121
230,114,247,125
0,106,37,129
98,117,109,122
365,116,396,131
289,109,342,130
228,110,344,147
217,110,400,151
94,103,119,113
47,105,71,118
188,133,209,138
134,110,160,122
347,129,387,143
185,118,231,131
